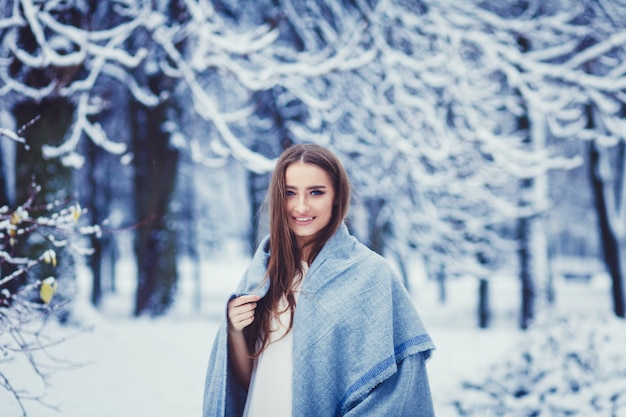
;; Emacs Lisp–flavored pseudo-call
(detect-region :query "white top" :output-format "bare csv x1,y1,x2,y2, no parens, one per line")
243,263,308,417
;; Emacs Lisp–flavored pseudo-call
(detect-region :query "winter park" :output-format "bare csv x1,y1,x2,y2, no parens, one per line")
2,0,626,416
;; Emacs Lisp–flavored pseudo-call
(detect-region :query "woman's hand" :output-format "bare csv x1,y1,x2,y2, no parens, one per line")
227,294,261,332
227,294,261,388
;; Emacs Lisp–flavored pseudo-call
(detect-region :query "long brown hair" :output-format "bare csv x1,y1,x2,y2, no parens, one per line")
245,144,351,356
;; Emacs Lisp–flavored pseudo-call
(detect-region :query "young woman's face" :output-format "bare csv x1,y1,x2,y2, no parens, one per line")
285,161,335,249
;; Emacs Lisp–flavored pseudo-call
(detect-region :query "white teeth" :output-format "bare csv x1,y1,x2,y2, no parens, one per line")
296,217,313,221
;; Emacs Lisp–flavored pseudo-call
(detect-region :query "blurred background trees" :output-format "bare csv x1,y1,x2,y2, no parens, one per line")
1,0,625,327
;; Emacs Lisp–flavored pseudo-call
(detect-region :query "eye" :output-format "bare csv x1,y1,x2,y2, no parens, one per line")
310,189,325,196
286,190,296,197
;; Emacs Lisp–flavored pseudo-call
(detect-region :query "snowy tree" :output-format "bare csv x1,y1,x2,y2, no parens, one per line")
0,123,99,415
262,0,580,328
473,0,626,319
3,0,626,324
398,0,626,324
574,1,626,319
0,0,375,314
251,0,626,328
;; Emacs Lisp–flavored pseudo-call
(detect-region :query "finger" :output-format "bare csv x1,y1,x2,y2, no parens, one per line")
240,316,254,328
230,294,261,308
227,295,261,330
229,304,257,320
230,309,256,330
228,301,257,323
229,299,258,313
239,310,256,325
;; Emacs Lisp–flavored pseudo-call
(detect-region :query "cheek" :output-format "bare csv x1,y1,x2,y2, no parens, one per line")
324,201,335,218
284,197,294,211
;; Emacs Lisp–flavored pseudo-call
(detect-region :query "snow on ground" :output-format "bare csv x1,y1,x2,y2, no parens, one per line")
0,252,616,417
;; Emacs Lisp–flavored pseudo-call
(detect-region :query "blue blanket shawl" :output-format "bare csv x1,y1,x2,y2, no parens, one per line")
202,224,435,416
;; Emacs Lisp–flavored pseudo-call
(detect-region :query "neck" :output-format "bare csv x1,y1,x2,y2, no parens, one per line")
297,236,313,261
299,246,310,263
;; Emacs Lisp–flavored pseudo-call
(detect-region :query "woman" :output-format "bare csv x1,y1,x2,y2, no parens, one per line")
203,144,435,417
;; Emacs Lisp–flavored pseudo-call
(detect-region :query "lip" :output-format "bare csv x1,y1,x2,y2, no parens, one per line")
293,217,314,226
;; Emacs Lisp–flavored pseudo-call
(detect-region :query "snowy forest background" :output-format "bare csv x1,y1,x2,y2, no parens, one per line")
2,0,626,416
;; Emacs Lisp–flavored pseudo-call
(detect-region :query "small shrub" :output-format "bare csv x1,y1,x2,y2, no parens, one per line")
1,182,99,416
450,312,626,417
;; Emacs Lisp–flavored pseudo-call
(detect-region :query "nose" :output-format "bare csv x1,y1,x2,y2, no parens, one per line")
295,195,309,212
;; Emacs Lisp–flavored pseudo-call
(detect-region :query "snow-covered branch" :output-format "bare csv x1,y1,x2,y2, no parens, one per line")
2,0,625,278
0,172,98,416
1,0,379,170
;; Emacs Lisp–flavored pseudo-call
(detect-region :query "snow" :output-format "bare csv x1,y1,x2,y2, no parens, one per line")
2,316,216,417
0,254,618,417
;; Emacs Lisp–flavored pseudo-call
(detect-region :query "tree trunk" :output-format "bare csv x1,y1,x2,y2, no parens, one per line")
85,140,103,306
478,278,490,329
0,139,10,206
436,263,446,304
186,161,202,313
130,96,180,317
518,186,535,330
527,106,552,310
588,141,626,318
516,93,535,330
248,171,271,253
365,197,386,255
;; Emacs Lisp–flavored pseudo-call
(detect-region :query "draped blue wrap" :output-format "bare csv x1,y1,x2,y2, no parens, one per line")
202,224,436,417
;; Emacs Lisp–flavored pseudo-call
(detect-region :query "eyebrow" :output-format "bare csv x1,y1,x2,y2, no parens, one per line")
286,185,328,190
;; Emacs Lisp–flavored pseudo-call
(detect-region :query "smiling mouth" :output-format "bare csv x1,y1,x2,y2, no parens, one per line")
294,217,314,224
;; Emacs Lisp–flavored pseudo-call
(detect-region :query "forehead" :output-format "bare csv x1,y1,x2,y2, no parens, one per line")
285,162,332,186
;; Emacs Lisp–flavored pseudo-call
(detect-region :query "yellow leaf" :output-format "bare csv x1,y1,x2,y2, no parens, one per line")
40,276,58,304
43,249,57,267
10,211,21,225
71,204,82,223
